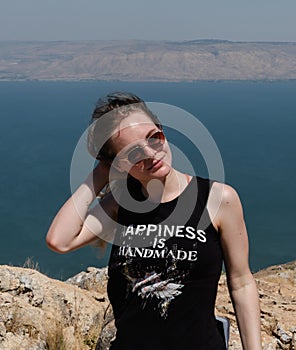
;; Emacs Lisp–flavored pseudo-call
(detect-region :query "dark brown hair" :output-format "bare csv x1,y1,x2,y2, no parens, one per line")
87,92,162,161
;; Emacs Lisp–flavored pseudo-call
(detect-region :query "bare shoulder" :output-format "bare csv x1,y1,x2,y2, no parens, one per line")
209,181,241,206
207,181,243,229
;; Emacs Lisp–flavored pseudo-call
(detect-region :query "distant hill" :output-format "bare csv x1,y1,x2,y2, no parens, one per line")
0,40,295,81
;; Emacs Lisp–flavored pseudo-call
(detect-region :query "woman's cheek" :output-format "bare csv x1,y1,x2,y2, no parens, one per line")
163,144,172,166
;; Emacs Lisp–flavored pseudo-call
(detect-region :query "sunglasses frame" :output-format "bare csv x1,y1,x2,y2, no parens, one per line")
117,129,166,166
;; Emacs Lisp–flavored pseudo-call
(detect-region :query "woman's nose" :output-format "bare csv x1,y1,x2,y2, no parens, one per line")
142,144,157,158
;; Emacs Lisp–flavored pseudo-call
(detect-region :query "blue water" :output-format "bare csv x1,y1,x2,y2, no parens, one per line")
0,81,295,279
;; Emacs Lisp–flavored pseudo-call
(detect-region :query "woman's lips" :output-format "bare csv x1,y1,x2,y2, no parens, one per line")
147,158,163,171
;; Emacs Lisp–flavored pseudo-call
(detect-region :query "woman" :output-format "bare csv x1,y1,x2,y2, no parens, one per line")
46,92,262,349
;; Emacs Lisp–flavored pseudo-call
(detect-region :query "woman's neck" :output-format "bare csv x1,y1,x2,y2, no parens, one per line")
140,169,190,203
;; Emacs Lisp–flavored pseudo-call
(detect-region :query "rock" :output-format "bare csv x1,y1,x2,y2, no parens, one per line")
66,266,108,297
274,324,292,344
215,261,296,349
0,260,295,349
95,303,116,350
0,265,108,349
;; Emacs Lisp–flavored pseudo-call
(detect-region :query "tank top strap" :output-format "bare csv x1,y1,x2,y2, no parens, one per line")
186,176,215,231
194,175,214,208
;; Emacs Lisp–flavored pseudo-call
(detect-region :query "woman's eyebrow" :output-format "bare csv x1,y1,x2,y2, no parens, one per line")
123,128,159,153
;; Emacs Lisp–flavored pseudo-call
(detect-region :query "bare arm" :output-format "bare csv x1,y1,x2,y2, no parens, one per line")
209,183,262,350
46,161,117,253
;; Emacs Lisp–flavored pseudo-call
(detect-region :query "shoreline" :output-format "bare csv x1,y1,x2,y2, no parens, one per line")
1,78,296,83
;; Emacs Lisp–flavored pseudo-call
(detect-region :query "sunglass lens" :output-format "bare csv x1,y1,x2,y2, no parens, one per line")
127,131,165,165
127,147,143,164
148,131,165,150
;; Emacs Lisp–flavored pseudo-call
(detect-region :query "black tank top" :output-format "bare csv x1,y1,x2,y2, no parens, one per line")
107,176,226,350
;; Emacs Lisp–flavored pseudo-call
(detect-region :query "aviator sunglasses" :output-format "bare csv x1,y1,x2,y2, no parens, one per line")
118,130,166,166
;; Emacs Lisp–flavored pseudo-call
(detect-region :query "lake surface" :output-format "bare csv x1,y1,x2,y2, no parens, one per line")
0,80,295,279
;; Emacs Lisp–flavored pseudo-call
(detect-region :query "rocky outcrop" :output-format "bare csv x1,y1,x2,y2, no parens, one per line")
0,265,108,350
216,261,296,349
0,261,295,349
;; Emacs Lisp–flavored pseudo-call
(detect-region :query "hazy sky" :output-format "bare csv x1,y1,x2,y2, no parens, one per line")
0,0,295,42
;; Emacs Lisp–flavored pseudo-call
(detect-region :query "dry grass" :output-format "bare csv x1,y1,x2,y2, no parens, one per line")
1,260,100,349
44,319,68,350
1,290,95,349
23,256,40,271
44,288,98,350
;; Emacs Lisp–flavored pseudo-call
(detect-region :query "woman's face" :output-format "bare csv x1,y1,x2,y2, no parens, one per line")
110,111,172,182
